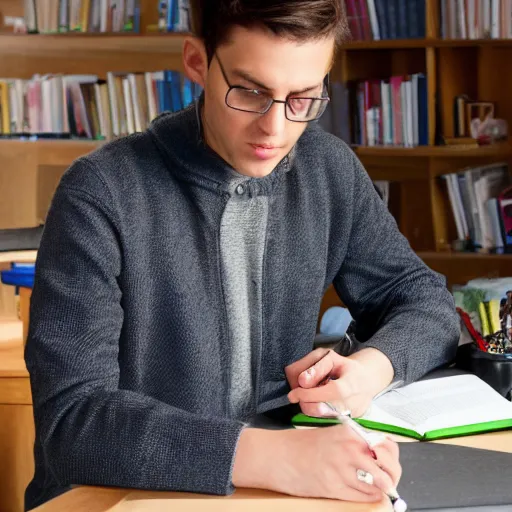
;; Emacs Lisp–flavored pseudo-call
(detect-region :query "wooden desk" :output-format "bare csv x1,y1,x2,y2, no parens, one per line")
0,339,35,512
32,431,512,512
32,487,393,512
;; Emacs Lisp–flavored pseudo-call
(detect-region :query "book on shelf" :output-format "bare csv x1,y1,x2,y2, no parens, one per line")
0,71,202,140
158,0,191,32
329,73,428,147
23,0,145,34
440,0,512,40
343,0,426,42
292,373,512,440
441,161,511,253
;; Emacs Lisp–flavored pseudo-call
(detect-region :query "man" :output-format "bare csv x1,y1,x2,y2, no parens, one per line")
24,0,460,509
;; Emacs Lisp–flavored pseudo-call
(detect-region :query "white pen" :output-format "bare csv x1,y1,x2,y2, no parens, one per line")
324,402,408,512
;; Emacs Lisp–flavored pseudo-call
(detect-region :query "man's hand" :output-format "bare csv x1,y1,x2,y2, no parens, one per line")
285,347,394,418
232,425,402,502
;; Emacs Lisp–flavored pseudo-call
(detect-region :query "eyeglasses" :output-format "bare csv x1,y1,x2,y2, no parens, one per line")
215,53,330,123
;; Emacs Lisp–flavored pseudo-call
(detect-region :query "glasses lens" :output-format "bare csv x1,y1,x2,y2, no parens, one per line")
226,88,272,113
286,97,329,121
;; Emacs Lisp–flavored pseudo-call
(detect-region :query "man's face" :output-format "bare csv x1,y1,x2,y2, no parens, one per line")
201,26,335,178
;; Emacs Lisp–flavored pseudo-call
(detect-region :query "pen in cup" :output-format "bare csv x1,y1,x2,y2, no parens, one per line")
323,402,407,512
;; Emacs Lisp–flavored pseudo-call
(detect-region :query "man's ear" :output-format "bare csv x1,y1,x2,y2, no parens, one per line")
182,36,209,88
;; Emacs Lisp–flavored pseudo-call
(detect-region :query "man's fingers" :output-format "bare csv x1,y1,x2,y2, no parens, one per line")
288,379,340,404
297,350,336,389
373,438,400,460
299,401,349,418
284,348,330,389
373,442,402,487
375,459,402,489
356,463,396,498
350,475,384,499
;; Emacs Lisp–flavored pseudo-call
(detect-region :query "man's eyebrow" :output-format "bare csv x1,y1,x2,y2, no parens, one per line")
231,68,323,95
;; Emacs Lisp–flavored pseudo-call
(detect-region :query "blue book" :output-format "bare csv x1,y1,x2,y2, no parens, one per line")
166,0,175,31
1,263,35,288
374,0,389,40
417,0,426,38
133,4,140,33
387,0,398,39
170,71,183,111
407,0,419,38
156,80,171,112
396,0,408,38
182,77,193,107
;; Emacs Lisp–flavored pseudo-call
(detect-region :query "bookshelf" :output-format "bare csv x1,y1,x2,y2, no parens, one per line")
330,0,512,280
0,0,511,287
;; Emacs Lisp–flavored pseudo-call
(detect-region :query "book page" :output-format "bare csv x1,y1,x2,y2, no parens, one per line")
363,374,512,436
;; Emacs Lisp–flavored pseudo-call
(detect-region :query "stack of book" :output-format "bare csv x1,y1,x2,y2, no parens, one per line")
24,0,142,33
158,0,191,32
440,0,512,40
441,162,512,253
320,75,428,147
344,0,426,41
0,71,202,140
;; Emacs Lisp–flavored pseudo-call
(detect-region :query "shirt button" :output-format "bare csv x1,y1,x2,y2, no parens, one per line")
236,184,245,195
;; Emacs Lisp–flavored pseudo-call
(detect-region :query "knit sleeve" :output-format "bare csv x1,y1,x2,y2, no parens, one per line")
25,158,245,505
332,152,460,384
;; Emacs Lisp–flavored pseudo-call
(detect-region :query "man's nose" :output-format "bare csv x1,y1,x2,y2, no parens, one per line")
257,101,287,136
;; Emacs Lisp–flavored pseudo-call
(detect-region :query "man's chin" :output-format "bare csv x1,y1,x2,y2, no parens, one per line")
237,154,287,178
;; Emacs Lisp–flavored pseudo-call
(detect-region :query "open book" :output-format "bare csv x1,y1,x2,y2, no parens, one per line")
291,374,512,440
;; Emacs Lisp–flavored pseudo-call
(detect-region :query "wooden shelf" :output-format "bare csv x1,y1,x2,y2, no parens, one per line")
418,251,512,261
339,39,512,51
418,252,512,288
0,140,102,229
6,34,511,57
0,32,188,57
435,38,512,48
0,251,37,264
339,39,430,50
0,139,101,166
355,143,512,183
354,143,512,159
0,319,22,344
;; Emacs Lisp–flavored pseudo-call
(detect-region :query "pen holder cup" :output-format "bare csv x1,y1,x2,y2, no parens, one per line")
455,343,512,401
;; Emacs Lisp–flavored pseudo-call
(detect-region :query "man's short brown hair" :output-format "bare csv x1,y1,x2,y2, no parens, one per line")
190,0,350,62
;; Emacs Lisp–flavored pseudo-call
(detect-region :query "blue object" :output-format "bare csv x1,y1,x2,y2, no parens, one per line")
319,306,353,336
0,263,35,288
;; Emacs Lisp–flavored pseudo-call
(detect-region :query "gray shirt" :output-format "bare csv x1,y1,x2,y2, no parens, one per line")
220,175,269,419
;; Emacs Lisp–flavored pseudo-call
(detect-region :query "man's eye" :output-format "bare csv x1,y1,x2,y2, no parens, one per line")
288,98,309,111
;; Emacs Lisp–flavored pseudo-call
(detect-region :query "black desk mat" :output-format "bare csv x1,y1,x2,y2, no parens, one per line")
397,442,512,511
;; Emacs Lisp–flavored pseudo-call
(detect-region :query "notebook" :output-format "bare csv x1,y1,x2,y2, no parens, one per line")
292,374,512,440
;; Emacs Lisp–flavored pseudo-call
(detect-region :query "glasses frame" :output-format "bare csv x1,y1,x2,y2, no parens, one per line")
214,53,330,123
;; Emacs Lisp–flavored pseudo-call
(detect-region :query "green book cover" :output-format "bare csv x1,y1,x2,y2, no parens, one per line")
291,374,512,441
291,412,512,441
